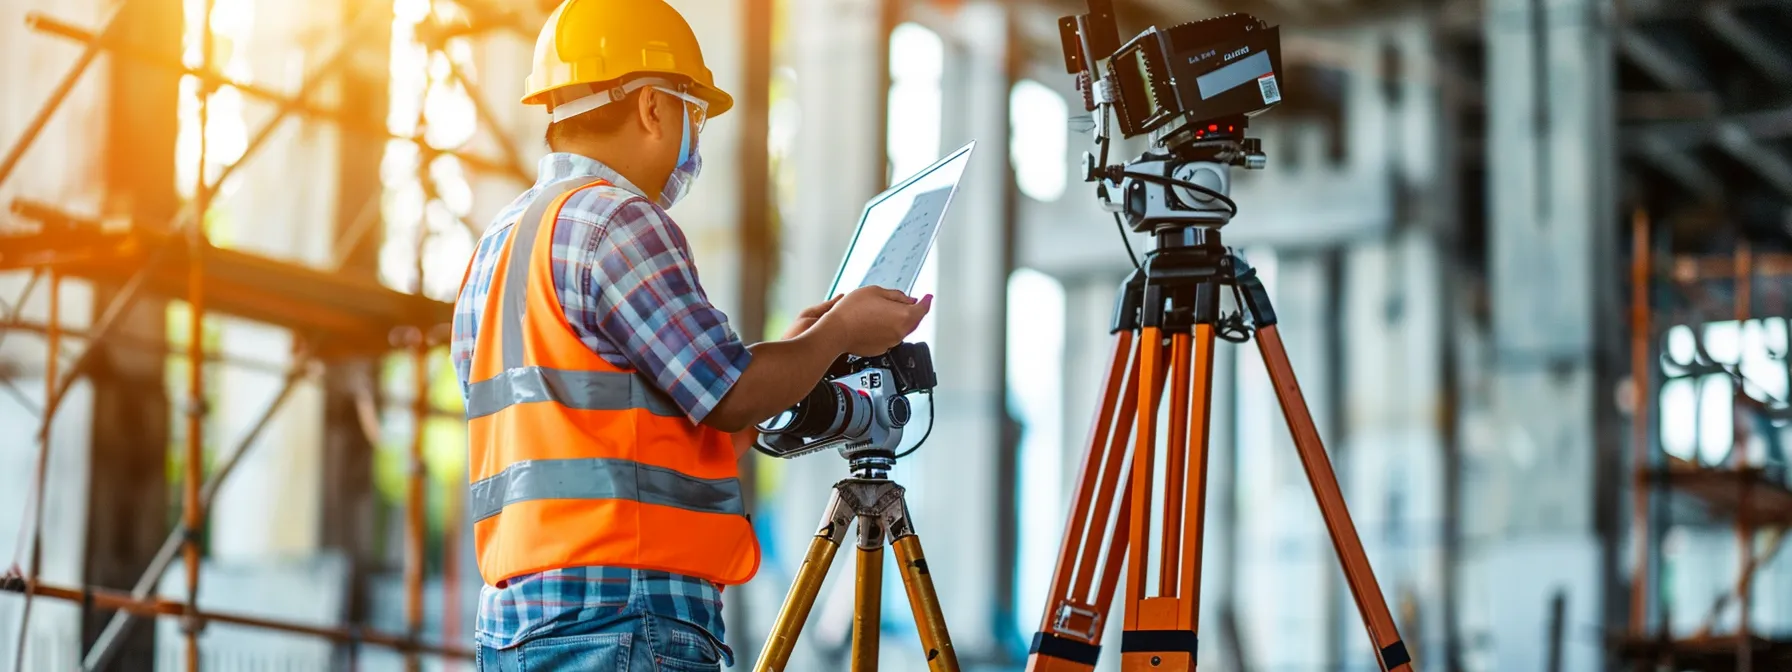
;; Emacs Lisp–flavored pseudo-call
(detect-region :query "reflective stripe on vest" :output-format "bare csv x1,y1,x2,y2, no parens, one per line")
464,367,683,419
468,457,746,523
500,176,599,369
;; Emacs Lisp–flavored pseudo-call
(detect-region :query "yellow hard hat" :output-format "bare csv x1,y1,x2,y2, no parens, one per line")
523,0,734,118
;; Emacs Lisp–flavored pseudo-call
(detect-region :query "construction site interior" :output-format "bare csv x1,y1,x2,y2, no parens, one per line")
3,0,1792,670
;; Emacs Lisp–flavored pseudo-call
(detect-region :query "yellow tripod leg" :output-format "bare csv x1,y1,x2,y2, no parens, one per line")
892,530,959,672
755,488,852,672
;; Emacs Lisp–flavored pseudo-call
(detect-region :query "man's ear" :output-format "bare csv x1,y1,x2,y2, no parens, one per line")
638,88,666,140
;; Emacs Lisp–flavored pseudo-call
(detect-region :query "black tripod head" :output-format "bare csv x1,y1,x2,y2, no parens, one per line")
1109,227,1277,342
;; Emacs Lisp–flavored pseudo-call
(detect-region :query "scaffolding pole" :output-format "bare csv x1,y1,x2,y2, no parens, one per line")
0,580,473,660
180,0,218,665
1733,241,1756,672
1622,217,1792,669
8,0,384,464
1628,206,1653,638
8,271,59,672
0,0,134,190
81,349,318,671
24,12,528,185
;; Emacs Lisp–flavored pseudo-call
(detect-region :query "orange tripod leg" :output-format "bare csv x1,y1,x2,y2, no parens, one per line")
1122,275,1219,672
1177,322,1217,630
1122,326,1167,638
1122,330,1197,672
1256,325,1414,671
1029,332,1140,672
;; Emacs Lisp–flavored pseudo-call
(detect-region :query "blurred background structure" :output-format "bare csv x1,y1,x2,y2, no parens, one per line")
2,0,1791,670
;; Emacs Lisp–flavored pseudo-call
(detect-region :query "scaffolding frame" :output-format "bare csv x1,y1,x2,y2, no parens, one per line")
0,0,536,668
1622,208,1792,671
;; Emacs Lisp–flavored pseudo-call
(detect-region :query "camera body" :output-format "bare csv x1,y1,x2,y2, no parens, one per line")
1060,1,1281,231
755,342,937,461
1103,15,1283,139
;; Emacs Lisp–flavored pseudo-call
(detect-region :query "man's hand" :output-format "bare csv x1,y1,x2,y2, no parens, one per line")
704,286,932,433
810,286,933,357
782,294,843,339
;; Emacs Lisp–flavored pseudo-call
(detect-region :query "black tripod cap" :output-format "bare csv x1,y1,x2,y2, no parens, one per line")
1110,266,1146,333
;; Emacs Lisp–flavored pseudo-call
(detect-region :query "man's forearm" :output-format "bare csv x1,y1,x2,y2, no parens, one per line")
731,428,758,459
705,331,845,433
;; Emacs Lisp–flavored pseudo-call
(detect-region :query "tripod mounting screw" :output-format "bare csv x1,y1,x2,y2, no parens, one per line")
1242,138,1266,170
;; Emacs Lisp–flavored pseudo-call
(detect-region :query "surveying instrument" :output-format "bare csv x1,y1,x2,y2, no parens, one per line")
748,342,959,671
746,139,974,671
1025,3,1415,671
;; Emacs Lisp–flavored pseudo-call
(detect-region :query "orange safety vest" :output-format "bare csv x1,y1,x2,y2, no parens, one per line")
462,176,761,588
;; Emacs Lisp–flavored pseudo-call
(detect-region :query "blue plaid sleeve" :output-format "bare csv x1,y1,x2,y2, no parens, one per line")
557,194,752,425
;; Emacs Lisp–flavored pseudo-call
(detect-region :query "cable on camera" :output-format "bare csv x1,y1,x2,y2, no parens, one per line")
893,389,935,460
1112,211,1141,270
1118,171,1239,217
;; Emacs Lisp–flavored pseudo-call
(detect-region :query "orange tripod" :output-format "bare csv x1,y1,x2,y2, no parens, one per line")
1025,229,1414,672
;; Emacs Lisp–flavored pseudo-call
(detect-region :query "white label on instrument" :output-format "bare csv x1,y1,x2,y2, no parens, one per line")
1258,74,1282,105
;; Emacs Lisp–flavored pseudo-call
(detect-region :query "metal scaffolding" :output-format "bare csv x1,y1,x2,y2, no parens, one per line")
0,0,534,668
1622,208,1792,671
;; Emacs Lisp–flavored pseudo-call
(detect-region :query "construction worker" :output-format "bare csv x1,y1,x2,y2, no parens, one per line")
452,0,932,669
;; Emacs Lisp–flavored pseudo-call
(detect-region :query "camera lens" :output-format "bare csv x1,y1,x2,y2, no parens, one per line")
779,381,849,437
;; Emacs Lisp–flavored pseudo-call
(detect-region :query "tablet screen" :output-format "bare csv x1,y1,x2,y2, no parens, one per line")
826,142,975,299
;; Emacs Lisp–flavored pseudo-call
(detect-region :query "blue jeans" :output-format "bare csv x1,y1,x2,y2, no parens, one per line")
476,613,726,671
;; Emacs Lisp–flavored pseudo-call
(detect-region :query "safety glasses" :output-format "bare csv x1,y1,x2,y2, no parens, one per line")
550,76,711,133
651,85,709,134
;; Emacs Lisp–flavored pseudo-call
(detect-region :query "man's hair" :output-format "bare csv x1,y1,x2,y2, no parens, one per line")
545,85,645,149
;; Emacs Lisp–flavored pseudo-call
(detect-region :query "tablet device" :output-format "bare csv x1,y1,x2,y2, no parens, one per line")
825,141,976,299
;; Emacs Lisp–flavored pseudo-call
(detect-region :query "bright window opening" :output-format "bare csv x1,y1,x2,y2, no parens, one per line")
1008,268,1068,637
886,22,945,347
1009,80,1069,202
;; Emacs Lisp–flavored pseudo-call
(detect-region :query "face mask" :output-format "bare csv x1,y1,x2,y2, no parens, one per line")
656,104,702,210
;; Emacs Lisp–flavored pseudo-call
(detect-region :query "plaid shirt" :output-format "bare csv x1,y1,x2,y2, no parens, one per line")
452,153,751,660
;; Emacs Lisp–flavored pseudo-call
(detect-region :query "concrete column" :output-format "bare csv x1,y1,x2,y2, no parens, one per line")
1058,273,1127,496
153,0,344,666
318,0,391,642
897,1,1012,660
665,0,746,319
738,0,888,664
1337,230,1450,668
81,0,183,665
203,0,341,567
1475,0,1615,667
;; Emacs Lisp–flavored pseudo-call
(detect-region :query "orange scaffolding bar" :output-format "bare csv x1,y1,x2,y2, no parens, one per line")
0,579,472,660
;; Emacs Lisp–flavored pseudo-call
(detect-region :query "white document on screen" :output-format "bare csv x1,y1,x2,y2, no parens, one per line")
826,141,975,299
854,187,953,293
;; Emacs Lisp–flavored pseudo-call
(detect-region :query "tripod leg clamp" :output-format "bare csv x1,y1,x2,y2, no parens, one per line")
1119,630,1197,656
1029,632,1101,666
1380,640,1412,668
